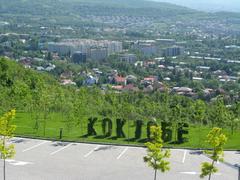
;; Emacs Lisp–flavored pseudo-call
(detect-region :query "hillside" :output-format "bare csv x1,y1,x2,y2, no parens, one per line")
0,0,195,13
0,57,239,149
0,0,198,21
0,57,60,112
1,0,239,34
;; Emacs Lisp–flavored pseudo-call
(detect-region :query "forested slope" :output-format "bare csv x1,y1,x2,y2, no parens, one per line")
0,0,199,23
0,58,239,149
0,57,59,112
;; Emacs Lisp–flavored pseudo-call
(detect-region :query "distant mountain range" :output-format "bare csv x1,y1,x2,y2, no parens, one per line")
1,0,239,27
150,0,240,12
0,0,198,19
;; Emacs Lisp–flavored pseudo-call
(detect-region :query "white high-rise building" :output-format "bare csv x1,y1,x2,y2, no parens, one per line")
47,39,123,59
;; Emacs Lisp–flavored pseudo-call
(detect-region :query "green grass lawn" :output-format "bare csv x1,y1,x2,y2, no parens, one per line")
12,112,240,150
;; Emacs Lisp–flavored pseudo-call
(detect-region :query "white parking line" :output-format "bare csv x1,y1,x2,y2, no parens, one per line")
180,172,221,176
182,150,187,163
170,149,185,152
50,143,72,155
5,159,33,166
84,145,100,158
22,141,48,152
117,147,128,160
180,171,198,175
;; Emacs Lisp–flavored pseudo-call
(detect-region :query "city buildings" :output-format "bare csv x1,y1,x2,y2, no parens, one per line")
71,51,87,63
163,46,184,57
48,39,123,60
119,53,137,63
156,38,176,46
133,40,158,57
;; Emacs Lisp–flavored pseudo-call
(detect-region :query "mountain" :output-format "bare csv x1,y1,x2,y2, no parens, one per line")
0,0,202,28
1,0,239,34
150,0,240,12
0,0,197,17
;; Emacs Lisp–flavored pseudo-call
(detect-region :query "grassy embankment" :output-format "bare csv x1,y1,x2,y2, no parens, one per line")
12,112,240,150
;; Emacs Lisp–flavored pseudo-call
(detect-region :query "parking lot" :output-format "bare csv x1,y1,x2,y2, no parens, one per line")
0,137,239,180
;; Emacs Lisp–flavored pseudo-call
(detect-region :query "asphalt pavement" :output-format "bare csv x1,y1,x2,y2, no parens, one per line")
0,137,238,180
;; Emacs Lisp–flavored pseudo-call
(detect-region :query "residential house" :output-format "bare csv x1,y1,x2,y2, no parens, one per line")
172,87,195,96
126,75,137,84
144,60,156,67
112,85,124,91
45,63,56,71
112,84,138,92
113,75,126,86
123,84,138,91
84,75,98,85
19,58,32,69
141,76,158,85
36,66,45,71
153,81,166,92
60,71,73,79
61,79,76,86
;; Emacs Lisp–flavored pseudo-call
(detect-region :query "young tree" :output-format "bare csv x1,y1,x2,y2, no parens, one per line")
208,97,228,128
170,104,182,142
193,100,206,125
144,126,171,180
193,100,206,147
0,109,16,180
200,127,227,180
40,88,52,136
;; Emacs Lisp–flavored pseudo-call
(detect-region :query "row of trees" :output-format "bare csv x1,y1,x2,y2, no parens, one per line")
26,89,240,137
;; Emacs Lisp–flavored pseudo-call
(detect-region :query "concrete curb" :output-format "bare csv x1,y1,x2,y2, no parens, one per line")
14,135,240,151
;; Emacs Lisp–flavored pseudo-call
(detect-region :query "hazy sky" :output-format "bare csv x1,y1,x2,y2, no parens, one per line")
151,0,240,12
